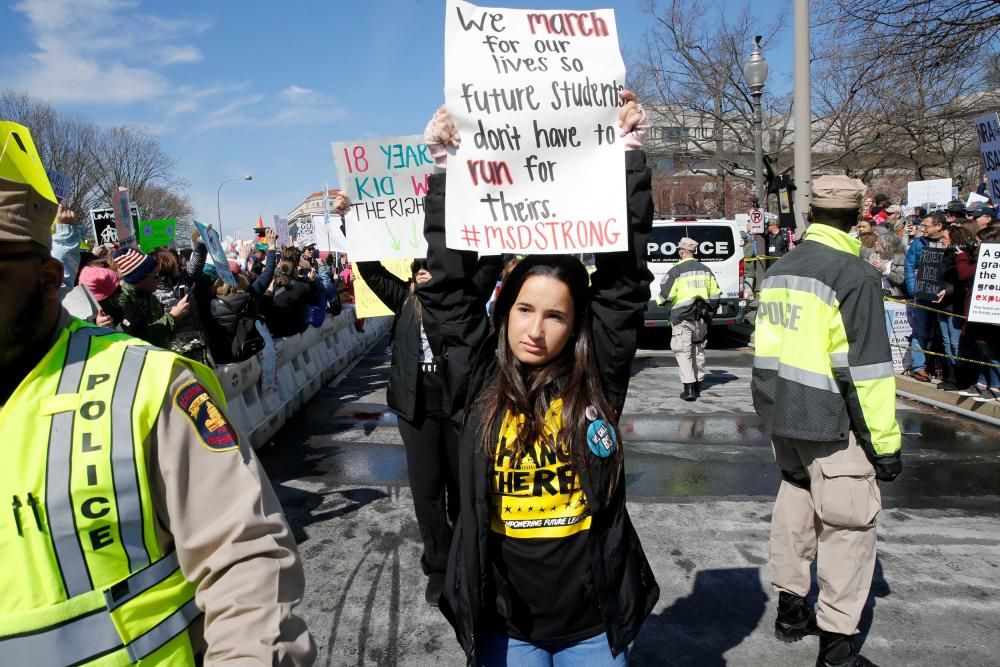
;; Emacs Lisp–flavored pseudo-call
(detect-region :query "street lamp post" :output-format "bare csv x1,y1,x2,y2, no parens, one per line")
742,35,768,209
216,175,253,237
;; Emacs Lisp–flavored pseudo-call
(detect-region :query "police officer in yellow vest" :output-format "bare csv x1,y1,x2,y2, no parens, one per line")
0,121,314,664
752,175,902,667
656,237,721,401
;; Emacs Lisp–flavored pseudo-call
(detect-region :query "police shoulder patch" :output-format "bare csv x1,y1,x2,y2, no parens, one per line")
174,381,240,452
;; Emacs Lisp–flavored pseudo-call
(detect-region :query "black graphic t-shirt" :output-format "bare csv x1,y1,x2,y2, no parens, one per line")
488,398,604,643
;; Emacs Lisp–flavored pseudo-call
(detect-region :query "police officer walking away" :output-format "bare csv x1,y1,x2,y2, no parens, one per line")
752,175,902,667
657,237,721,401
0,122,314,664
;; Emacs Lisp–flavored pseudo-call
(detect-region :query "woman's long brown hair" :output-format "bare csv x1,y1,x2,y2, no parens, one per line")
476,256,623,498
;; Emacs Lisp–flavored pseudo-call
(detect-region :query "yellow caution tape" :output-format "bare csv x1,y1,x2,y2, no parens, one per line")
888,343,1000,369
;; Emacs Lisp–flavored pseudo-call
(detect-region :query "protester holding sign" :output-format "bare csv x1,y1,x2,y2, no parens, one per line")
419,94,658,665
357,249,500,606
903,211,947,381
51,203,82,298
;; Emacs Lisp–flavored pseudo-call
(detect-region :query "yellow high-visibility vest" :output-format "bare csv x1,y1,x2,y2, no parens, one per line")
0,318,227,665
656,257,721,323
751,224,901,454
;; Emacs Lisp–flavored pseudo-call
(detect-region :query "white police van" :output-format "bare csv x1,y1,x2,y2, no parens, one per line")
644,216,749,328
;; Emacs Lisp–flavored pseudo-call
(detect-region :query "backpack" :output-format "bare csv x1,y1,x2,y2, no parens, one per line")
327,285,342,317
229,296,266,362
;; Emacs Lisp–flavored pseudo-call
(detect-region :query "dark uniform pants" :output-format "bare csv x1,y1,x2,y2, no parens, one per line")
397,368,459,576
770,433,881,635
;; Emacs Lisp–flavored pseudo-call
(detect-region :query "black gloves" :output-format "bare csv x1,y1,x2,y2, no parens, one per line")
873,453,902,482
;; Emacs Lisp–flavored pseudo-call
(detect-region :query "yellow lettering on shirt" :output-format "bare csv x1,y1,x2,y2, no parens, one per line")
491,398,592,539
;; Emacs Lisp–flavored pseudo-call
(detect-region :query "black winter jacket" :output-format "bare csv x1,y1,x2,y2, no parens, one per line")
358,258,501,421
356,262,423,421
417,150,659,662
262,278,316,338
207,291,258,363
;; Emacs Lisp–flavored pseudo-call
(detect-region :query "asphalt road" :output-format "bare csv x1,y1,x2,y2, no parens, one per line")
258,326,1000,666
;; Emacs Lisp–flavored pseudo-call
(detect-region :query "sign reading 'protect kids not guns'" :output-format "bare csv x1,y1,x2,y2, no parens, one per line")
443,0,628,255
332,134,434,261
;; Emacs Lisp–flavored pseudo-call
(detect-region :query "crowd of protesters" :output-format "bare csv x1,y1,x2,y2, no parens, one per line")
744,190,1000,403
59,213,355,367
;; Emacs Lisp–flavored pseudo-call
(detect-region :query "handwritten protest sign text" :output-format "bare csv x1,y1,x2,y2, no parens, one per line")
444,0,628,255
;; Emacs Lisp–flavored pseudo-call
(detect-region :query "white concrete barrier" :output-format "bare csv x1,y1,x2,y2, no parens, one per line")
214,305,390,449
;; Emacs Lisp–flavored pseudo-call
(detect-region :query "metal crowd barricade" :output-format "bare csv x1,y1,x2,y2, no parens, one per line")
212,305,391,449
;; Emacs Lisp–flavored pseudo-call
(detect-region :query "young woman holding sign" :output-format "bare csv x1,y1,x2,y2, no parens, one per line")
355,253,500,605
418,92,658,666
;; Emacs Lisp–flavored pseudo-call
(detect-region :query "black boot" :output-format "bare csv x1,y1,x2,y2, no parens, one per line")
816,632,877,667
774,592,816,643
937,361,958,391
680,383,696,401
693,380,702,397
425,573,444,605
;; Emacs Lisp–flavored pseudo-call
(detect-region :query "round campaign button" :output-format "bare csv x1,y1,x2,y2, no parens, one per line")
587,419,617,458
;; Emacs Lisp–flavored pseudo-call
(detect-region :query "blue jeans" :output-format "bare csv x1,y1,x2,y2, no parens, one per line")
938,315,961,362
477,631,627,667
907,304,936,372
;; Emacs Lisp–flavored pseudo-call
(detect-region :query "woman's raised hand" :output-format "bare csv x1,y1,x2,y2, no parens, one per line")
424,106,461,169
618,90,648,150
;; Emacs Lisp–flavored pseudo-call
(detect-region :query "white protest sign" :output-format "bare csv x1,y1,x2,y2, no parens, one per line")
194,220,237,286
883,301,911,373
973,112,1000,202
256,320,278,396
311,214,349,253
332,134,432,260
444,0,627,255
295,217,316,247
968,243,1000,325
906,178,953,208
966,191,989,208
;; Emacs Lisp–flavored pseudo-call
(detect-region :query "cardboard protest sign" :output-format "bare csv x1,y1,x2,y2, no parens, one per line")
883,301,911,373
194,220,237,286
138,218,176,252
352,259,412,317
46,169,72,204
311,214,349,253
443,0,628,255
272,215,289,245
332,135,433,260
973,113,1000,202
111,187,139,248
906,178,952,208
968,243,1000,324
90,205,139,246
913,246,946,301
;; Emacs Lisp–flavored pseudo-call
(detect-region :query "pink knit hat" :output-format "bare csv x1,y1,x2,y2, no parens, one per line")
78,265,121,301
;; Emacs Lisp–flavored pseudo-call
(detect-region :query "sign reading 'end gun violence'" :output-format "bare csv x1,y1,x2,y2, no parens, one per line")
444,0,627,255
332,134,433,261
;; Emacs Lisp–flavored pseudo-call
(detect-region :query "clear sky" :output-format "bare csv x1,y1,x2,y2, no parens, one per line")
0,0,793,234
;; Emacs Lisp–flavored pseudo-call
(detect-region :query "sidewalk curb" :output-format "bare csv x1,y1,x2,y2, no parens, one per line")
895,374,1000,427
